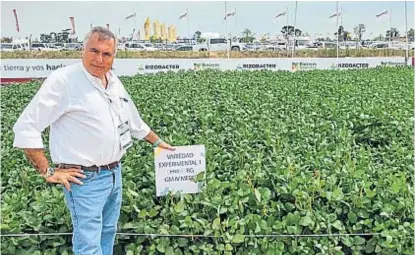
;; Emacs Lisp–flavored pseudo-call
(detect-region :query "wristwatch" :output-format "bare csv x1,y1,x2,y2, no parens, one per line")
153,138,163,148
43,167,55,178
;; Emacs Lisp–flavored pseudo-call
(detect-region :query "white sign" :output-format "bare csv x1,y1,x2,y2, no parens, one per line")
0,57,411,81
154,145,206,196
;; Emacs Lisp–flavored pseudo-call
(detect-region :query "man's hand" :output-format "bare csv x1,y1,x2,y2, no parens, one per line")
46,168,86,191
144,131,176,151
158,141,175,151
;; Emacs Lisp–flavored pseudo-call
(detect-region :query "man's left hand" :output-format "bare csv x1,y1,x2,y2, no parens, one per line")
158,142,175,151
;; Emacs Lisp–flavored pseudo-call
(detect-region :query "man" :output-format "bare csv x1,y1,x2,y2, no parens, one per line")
13,27,174,255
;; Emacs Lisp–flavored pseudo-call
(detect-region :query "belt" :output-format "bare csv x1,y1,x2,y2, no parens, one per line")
57,161,120,171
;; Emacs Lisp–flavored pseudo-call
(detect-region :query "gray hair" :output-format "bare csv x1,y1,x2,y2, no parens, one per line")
83,26,117,54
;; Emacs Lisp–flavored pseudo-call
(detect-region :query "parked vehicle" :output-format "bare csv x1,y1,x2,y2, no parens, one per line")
370,42,389,49
175,45,193,51
31,43,59,51
0,43,25,52
193,38,246,52
124,42,146,51
286,37,314,50
62,43,82,51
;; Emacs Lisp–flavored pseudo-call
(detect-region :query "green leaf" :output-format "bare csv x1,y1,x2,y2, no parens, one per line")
232,234,245,244
258,187,271,201
128,189,139,197
353,236,366,246
123,222,136,229
156,243,166,253
299,216,313,227
212,217,221,230
366,189,376,198
174,201,185,213
332,188,344,201
254,188,261,202
342,237,353,247
332,220,343,230
166,246,174,254
347,212,357,223
382,235,393,245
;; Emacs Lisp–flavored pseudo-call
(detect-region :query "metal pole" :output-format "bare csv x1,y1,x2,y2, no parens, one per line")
225,1,229,58
389,7,392,41
286,7,289,57
187,8,190,41
133,8,136,40
405,1,408,64
291,1,297,58
336,1,339,61
234,8,237,42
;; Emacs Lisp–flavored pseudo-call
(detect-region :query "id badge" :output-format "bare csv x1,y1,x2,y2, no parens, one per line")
118,121,133,150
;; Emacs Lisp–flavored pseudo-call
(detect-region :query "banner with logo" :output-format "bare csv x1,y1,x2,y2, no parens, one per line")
1,57,410,81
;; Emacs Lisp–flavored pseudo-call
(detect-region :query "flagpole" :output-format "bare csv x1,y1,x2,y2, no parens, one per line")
389,7,392,42
187,8,190,41
405,1,408,64
336,1,339,61
234,8,237,42
286,7,289,57
291,1,297,58
225,1,229,58
342,5,345,44
133,8,136,40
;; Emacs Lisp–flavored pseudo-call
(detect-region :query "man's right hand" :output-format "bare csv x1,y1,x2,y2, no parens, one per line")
45,168,86,191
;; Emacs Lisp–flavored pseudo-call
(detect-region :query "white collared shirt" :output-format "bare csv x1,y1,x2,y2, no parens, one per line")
13,62,151,167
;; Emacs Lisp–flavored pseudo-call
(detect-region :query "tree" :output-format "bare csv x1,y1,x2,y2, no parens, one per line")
354,24,366,42
40,33,51,43
343,31,352,41
334,25,345,41
150,35,158,43
194,31,204,43
0,37,12,43
407,28,414,41
242,28,252,38
386,28,399,40
281,25,302,37
281,25,293,37
240,28,255,43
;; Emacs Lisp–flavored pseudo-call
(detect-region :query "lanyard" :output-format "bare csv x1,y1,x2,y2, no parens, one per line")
82,70,123,123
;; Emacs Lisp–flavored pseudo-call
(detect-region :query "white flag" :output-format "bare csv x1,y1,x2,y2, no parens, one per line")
275,11,287,19
224,9,236,20
328,12,341,18
125,13,136,20
179,10,188,19
375,10,388,18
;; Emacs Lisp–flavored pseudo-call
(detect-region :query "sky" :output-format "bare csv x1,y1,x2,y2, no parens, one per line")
1,1,414,41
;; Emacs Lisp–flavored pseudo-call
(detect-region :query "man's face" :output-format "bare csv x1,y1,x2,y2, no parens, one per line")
82,32,116,78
